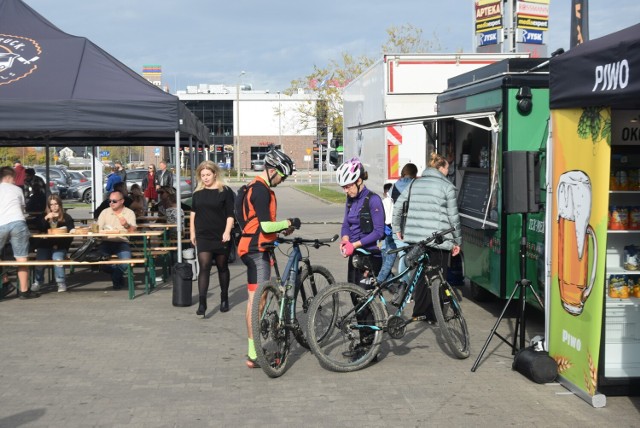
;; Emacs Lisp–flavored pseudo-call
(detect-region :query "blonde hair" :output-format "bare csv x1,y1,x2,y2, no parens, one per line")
194,160,225,192
428,152,448,170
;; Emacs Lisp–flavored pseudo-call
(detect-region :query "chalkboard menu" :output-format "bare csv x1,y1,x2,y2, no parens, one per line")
457,170,497,229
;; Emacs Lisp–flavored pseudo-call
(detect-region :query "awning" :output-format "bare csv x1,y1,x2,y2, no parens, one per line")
347,111,500,133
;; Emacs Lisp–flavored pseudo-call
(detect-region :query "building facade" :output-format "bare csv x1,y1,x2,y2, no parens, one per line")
176,84,318,171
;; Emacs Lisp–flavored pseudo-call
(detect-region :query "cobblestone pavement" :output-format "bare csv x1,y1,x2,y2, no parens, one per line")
0,186,638,427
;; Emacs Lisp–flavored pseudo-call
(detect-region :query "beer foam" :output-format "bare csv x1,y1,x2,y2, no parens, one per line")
557,171,592,258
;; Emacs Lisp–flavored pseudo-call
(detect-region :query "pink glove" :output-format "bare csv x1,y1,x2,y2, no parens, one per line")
340,241,354,257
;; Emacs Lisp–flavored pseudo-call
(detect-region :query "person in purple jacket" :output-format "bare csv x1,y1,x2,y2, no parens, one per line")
336,157,385,286
336,157,386,359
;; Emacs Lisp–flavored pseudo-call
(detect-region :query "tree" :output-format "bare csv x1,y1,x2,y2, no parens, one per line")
287,24,435,148
381,24,441,53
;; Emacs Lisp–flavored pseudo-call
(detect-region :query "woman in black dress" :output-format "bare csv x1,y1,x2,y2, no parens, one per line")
189,161,235,317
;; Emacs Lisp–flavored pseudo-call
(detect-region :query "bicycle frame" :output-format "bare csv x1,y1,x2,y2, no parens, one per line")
269,242,303,324
263,235,338,327
349,228,456,331
351,250,440,327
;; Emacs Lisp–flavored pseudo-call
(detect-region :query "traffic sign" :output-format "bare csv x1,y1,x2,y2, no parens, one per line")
100,150,110,157
306,148,311,155
154,148,161,156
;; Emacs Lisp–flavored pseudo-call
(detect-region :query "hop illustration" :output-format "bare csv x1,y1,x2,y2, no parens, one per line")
577,107,610,143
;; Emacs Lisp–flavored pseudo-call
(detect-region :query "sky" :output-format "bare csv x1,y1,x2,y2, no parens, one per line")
22,0,640,94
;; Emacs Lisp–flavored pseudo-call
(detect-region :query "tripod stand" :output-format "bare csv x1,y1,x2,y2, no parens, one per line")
471,213,544,372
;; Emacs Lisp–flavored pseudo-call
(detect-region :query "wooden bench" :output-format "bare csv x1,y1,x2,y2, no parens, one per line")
0,258,147,300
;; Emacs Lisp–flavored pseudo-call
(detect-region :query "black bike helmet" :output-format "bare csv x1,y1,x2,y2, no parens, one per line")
264,148,294,177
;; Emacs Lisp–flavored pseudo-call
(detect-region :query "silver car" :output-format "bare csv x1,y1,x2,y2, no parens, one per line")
125,168,193,198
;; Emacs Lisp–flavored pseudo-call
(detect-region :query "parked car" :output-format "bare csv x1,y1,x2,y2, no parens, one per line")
69,179,92,204
68,170,89,187
35,173,59,196
34,166,72,198
252,159,265,171
78,170,92,179
125,168,193,198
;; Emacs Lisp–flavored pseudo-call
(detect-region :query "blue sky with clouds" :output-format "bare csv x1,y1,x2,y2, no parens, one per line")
22,0,640,93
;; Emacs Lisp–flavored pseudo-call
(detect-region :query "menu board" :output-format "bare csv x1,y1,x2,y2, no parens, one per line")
457,170,496,229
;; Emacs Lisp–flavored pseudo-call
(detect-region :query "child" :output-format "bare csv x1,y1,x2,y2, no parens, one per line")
376,183,396,284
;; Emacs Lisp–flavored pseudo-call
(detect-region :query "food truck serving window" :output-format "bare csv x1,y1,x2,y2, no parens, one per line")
348,111,500,229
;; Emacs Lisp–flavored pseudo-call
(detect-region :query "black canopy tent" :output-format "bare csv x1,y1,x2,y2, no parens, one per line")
0,0,209,145
550,23,640,110
0,0,209,260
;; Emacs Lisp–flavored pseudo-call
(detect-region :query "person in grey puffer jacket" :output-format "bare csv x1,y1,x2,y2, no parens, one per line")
391,152,461,320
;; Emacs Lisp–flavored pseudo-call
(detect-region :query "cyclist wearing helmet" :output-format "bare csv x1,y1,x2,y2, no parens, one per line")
336,157,385,284
238,148,301,369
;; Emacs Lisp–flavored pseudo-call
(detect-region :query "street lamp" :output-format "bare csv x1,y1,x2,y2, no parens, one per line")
235,70,245,180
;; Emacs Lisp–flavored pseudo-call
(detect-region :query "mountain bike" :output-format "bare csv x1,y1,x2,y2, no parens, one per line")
251,234,339,378
306,227,470,372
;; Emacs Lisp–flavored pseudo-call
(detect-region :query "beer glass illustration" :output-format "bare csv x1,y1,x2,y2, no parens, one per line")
557,170,598,315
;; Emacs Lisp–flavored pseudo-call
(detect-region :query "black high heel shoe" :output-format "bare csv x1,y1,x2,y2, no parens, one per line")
196,296,207,317
220,300,229,313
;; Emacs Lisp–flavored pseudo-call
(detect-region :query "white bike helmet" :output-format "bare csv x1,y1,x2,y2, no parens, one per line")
336,157,364,187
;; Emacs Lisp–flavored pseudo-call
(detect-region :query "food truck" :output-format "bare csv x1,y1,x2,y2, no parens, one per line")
351,58,550,302
546,23,640,404
434,58,550,304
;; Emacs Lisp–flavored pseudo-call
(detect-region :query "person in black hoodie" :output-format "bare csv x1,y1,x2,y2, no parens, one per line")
31,195,75,293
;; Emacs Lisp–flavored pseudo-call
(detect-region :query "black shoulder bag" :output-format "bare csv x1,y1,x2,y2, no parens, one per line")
70,238,108,262
400,179,415,234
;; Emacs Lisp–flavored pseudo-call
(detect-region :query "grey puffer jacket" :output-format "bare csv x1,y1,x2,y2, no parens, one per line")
391,167,461,250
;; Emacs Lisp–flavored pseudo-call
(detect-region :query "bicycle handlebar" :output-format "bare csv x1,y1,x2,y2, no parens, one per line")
260,234,339,250
387,227,456,255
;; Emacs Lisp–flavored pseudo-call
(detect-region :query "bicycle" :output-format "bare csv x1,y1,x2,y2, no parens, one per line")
306,227,470,372
251,233,339,378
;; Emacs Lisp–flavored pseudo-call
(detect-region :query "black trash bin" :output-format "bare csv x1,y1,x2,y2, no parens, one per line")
172,262,193,307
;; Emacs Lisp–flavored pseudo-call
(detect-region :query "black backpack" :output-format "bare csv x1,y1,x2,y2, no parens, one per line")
69,238,109,262
234,181,267,233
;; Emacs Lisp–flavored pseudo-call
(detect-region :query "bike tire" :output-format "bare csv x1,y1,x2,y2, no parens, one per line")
307,283,385,372
430,277,471,359
251,279,291,378
293,265,336,349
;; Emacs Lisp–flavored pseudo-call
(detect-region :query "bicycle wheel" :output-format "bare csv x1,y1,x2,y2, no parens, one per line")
307,283,385,372
430,277,470,359
251,279,290,378
293,265,336,349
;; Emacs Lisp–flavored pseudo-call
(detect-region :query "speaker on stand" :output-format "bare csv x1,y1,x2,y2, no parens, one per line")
471,151,545,372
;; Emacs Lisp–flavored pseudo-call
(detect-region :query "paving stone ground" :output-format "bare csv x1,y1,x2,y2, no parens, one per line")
0,185,638,427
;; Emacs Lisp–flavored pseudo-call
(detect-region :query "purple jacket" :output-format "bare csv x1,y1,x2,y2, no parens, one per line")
340,187,385,252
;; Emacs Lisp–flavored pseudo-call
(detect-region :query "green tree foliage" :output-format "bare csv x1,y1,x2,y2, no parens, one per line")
287,24,436,144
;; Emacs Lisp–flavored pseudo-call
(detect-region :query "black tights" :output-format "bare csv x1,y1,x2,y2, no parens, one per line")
197,251,230,301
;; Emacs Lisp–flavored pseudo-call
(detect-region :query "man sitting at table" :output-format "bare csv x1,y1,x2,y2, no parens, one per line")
93,182,133,220
97,190,137,290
